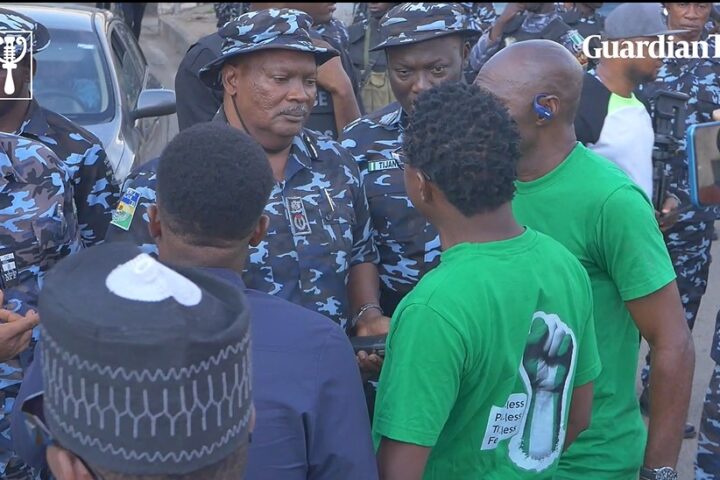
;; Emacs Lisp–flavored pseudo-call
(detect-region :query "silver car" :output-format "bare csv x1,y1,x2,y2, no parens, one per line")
11,3,175,181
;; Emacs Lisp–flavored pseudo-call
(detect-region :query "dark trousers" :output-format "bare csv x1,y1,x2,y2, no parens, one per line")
120,3,147,40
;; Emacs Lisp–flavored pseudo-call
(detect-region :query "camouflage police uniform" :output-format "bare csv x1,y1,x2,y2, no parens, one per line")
213,3,249,28
636,31,720,480
14,100,119,248
109,9,380,330
0,134,81,479
341,3,479,316
469,7,563,73
0,9,120,249
459,2,498,32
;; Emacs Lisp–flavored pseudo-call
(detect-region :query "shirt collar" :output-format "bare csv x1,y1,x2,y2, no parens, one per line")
16,99,50,138
377,103,405,130
201,267,247,290
213,105,319,170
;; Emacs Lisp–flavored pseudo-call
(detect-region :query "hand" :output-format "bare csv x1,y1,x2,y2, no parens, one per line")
0,291,39,362
355,311,391,377
713,108,720,121
655,196,680,232
522,313,574,394
497,3,526,22
312,37,353,95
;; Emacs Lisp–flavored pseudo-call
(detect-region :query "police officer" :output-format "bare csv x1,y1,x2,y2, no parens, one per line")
636,3,720,446
0,9,120,248
109,10,385,343
0,133,81,478
341,3,479,317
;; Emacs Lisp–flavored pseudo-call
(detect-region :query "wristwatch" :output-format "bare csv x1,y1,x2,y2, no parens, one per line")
640,466,678,480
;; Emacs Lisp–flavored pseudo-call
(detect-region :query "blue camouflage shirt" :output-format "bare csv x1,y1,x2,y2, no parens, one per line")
239,120,378,328
340,102,441,298
16,100,120,247
106,111,379,329
0,133,81,464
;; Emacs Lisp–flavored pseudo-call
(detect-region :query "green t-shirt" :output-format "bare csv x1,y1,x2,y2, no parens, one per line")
512,143,677,480
372,228,601,479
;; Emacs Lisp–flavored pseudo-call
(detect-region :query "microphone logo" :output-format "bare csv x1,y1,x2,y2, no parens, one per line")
0,32,31,97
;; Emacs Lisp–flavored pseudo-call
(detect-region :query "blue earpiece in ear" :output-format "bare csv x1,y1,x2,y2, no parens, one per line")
533,94,553,120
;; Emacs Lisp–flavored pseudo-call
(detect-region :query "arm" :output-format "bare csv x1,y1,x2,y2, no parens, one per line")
346,160,384,336
563,382,593,451
377,439,430,480
72,143,120,247
469,3,525,71
308,326,378,480
596,185,692,470
318,56,362,134
627,281,694,470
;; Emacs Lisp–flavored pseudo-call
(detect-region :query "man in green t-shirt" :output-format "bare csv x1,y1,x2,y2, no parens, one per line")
373,81,601,479
475,39,694,480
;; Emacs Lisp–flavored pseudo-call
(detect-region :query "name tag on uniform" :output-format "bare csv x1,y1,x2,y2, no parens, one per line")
110,188,141,231
0,252,18,289
286,197,312,236
367,159,399,172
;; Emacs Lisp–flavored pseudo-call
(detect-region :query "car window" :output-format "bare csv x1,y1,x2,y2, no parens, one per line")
33,28,114,124
109,21,145,110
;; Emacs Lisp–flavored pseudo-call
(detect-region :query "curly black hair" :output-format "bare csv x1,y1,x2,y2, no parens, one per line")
403,82,520,216
157,122,273,246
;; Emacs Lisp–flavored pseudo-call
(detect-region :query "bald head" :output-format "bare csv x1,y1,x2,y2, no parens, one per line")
475,40,584,124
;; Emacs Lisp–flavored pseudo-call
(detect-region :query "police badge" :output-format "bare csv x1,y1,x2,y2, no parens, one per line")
286,196,312,236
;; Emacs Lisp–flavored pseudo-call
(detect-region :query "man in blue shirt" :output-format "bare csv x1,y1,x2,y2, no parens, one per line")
11,123,378,480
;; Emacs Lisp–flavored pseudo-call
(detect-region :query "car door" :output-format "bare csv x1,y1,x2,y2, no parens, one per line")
107,20,168,169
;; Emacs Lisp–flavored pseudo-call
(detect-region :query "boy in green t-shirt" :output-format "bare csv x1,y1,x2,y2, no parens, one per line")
475,39,694,480
373,82,601,479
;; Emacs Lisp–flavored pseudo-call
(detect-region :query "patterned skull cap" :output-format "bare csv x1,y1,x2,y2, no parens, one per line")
199,8,339,90
370,2,480,51
40,242,252,476
0,7,50,55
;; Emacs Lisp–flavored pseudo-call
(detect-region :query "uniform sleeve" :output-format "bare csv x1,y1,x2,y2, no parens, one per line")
348,159,379,266
594,184,677,301
373,304,465,448
72,142,120,247
104,166,158,256
469,31,502,72
308,326,379,480
573,272,601,387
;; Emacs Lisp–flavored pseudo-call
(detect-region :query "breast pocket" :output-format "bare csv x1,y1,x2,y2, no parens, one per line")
320,195,356,251
31,202,70,253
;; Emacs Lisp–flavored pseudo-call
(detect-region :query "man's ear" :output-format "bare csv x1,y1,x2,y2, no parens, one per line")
221,63,240,96
249,214,269,247
147,204,161,240
417,172,434,204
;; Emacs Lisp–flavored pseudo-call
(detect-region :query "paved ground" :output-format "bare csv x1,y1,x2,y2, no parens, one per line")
142,5,719,478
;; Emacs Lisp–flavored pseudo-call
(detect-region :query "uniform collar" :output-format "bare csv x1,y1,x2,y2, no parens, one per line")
376,103,405,130
0,137,41,184
16,99,50,139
